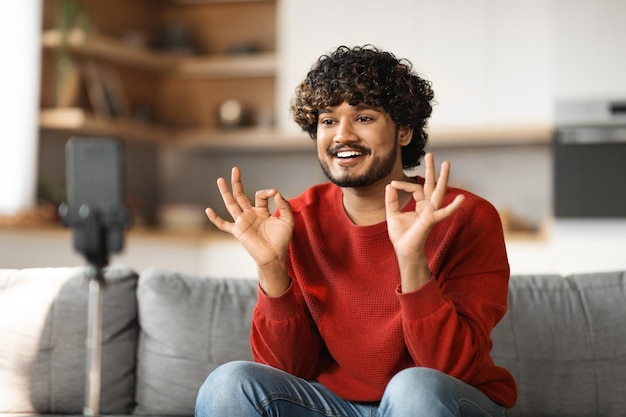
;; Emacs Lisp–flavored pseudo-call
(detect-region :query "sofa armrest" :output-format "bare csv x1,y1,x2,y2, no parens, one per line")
0,265,139,415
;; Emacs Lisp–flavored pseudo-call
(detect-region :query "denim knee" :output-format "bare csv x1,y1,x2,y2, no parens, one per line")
195,360,256,417
385,367,449,402
380,367,507,417
379,367,460,417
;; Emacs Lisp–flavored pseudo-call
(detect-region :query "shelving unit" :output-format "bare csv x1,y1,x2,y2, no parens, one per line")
39,0,288,150
41,29,173,73
34,0,311,230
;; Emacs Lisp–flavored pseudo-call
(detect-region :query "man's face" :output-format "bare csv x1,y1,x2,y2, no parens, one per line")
316,101,406,188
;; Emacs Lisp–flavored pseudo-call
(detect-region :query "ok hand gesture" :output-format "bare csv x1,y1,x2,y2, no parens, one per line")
385,153,465,291
205,167,294,295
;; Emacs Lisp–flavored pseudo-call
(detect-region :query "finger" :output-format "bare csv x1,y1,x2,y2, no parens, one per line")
217,176,243,219
273,192,294,223
230,167,252,210
254,188,277,213
434,194,465,222
385,184,401,216
423,153,436,198
430,160,452,209
389,180,425,202
205,207,233,234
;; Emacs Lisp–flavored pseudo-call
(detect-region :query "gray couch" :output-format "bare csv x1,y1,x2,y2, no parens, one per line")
1,265,624,417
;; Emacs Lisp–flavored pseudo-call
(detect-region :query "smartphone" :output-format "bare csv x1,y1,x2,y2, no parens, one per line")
61,137,130,264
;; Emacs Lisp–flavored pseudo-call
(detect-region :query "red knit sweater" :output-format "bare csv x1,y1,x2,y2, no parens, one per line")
251,181,517,408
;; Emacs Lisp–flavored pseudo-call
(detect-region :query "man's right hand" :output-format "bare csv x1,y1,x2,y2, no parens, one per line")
205,167,294,296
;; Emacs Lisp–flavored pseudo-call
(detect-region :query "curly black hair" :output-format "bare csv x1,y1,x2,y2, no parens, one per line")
290,45,435,170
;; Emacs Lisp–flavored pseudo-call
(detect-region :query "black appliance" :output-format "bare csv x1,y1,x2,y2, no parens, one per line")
554,99,626,218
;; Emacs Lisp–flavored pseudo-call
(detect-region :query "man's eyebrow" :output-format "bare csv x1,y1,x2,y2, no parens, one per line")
318,104,382,115
353,104,383,112
318,107,333,115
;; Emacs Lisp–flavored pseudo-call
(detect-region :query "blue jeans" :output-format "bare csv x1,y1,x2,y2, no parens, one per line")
195,361,509,417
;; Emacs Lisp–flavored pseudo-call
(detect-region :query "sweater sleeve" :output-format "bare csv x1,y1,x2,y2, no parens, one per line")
398,196,510,386
250,281,323,379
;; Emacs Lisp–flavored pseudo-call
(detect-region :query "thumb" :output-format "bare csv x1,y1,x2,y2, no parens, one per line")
274,192,294,222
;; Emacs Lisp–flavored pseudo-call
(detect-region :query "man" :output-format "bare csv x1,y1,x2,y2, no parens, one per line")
195,45,517,417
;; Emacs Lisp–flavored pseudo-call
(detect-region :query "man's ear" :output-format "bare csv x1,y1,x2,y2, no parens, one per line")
398,126,414,146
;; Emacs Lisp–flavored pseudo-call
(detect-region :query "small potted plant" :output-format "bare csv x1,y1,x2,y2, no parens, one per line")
54,0,90,106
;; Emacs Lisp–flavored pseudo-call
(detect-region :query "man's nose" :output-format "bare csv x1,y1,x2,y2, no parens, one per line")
333,120,356,143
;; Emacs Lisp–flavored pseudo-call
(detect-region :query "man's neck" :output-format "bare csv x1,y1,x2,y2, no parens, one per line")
341,177,415,226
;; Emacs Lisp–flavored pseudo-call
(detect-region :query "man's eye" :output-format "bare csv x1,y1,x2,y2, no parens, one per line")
319,119,335,125
356,115,373,122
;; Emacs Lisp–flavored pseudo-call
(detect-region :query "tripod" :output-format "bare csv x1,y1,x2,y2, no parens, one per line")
59,137,132,416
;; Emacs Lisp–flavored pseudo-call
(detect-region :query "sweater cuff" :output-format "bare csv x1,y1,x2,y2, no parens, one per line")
397,277,447,320
256,281,302,321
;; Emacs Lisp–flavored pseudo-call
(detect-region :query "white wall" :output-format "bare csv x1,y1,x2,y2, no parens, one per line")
0,1,42,214
278,0,626,131
553,0,626,100
277,0,554,132
277,0,415,132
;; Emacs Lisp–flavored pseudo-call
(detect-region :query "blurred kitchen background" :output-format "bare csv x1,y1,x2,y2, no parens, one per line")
1,0,625,277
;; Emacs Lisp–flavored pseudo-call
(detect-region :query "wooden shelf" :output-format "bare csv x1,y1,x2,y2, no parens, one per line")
173,52,275,78
429,124,553,147
40,107,314,151
175,126,314,152
41,29,277,78
39,107,172,143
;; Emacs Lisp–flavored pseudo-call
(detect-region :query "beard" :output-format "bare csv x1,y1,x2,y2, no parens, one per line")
319,137,399,188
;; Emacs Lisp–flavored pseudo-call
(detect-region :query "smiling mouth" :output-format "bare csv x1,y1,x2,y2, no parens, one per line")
336,150,363,159
328,145,370,160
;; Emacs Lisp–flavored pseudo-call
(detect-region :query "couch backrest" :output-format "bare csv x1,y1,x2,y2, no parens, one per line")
491,271,626,417
0,265,138,415
3,266,625,417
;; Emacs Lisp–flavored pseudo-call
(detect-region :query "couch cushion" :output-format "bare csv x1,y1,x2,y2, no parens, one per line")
0,265,138,414
491,271,626,417
134,268,257,416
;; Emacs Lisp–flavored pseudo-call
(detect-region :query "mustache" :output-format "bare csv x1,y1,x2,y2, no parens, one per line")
326,144,371,157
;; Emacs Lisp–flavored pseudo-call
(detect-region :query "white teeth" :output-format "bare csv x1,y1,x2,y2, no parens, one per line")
336,151,362,158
